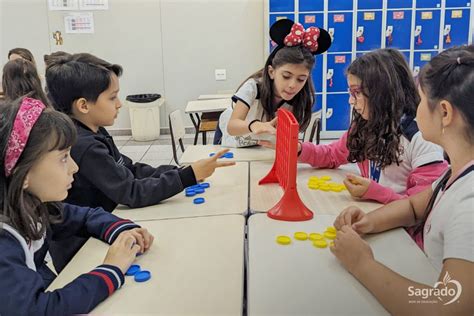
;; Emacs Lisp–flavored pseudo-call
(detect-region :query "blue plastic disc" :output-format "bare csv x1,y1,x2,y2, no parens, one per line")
195,188,205,194
209,153,215,157
185,190,196,197
134,270,151,282
126,264,141,276
223,152,234,158
199,182,210,189
193,197,205,204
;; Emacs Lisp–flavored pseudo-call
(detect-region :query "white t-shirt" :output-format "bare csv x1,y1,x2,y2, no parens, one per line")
377,131,445,194
423,165,474,272
219,78,292,148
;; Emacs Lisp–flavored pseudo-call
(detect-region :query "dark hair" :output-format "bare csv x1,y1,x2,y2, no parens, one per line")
346,48,420,168
0,98,77,242
241,46,315,131
8,48,36,67
419,45,474,144
2,59,49,105
44,52,123,115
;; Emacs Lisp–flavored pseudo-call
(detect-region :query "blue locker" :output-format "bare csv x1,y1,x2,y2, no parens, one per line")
414,10,441,50
416,0,441,8
386,10,412,49
445,0,470,7
299,0,324,12
443,9,470,48
328,1,353,11
327,53,351,93
387,0,413,9
402,51,411,64
326,94,351,131
312,52,324,93
328,12,353,52
356,11,382,51
413,51,437,70
312,94,323,112
299,13,324,29
269,0,294,12
358,0,383,10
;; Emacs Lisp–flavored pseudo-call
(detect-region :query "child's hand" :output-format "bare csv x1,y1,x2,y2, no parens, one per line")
251,118,277,135
191,149,236,181
103,231,141,274
257,140,275,149
334,206,374,234
330,225,374,275
343,173,371,198
125,228,154,254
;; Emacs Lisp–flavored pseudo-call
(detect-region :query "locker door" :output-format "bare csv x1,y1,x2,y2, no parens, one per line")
328,12,354,52
312,94,323,112
299,13,324,29
402,51,411,65
445,0,470,7
416,0,441,8
327,53,351,93
269,14,295,52
443,9,470,48
386,10,412,49
299,0,324,12
358,0,383,10
356,11,383,51
388,0,413,9
312,52,324,93
413,51,437,78
326,94,351,131
270,0,294,12
328,1,353,11
414,10,441,50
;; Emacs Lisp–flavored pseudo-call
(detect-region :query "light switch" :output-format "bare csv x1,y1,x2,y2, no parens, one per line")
215,69,226,81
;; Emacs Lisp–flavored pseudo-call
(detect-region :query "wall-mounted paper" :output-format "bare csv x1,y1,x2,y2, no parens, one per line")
49,0,79,11
64,12,94,33
79,0,108,10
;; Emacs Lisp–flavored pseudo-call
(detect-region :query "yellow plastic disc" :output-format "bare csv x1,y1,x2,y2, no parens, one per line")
331,187,343,192
309,176,319,181
309,233,324,241
326,226,337,233
276,236,292,245
313,240,328,248
308,184,319,190
294,232,308,241
328,182,340,188
324,231,337,240
320,176,332,181
319,186,330,191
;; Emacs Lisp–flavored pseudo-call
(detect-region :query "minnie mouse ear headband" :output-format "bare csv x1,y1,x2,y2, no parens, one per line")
4,97,46,177
270,19,332,56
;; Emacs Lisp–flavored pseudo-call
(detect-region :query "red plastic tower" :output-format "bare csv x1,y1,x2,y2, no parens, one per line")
259,108,313,221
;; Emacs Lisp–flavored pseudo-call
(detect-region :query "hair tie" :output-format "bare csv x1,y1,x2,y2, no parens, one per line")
457,57,461,65
4,98,46,177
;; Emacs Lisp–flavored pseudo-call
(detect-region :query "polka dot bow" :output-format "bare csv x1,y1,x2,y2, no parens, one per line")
283,23,321,53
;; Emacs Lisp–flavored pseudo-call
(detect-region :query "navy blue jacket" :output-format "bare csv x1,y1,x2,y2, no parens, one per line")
50,120,196,272
0,203,140,316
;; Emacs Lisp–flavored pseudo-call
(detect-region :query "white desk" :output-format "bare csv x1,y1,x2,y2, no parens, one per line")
247,213,438,316
185,98,230,114
198,94,233,100
180,145,275,164
250,161,381,215
113,162,249,221
48,215,246,315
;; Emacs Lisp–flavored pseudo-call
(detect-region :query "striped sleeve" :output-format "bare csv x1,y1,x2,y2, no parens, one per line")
88,264,125,296
102,219,140,244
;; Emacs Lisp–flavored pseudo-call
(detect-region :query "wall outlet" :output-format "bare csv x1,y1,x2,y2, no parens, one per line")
215,69,226,81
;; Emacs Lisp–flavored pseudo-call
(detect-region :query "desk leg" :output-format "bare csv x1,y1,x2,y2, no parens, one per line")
189,113,201,145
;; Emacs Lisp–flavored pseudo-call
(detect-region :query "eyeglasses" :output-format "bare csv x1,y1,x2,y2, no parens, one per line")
348,85,363,99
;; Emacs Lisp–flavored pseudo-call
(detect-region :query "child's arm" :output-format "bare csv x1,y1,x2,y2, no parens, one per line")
50,203,140,245
121,153,178,179
227,101,277,136
298,131,350,169
79,142,197,208
0,234,125,315
361,161,448,204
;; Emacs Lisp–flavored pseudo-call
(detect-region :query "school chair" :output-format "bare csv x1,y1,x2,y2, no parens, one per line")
302,111,321,144
169,109,186,165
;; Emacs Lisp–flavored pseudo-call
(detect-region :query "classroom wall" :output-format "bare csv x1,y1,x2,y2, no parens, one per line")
0,0,264,133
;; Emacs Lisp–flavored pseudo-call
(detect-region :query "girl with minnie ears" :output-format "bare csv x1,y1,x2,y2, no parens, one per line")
216,19,331,147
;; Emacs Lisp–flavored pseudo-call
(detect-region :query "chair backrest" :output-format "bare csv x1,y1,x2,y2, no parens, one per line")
169,110,186,165
303,111,321,143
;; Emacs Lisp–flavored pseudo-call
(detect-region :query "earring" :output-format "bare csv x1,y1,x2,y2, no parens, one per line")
442,127,445,135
